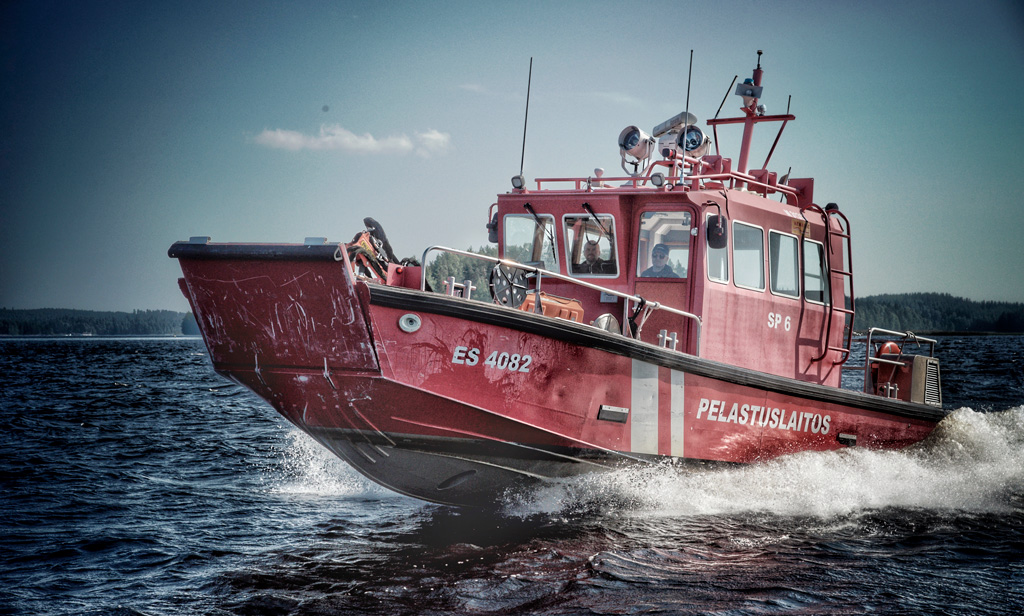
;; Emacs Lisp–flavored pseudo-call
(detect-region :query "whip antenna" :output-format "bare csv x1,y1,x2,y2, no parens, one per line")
519,57,533,177
681,49,693,182
715,75,738,120
684,50,693,130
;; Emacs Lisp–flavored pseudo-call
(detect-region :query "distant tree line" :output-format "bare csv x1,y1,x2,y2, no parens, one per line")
0,309,200,336
855,293,1024,333
3,290,1020,337
424,245,499,301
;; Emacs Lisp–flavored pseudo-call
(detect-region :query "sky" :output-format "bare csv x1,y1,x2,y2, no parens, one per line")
2,0,1023,312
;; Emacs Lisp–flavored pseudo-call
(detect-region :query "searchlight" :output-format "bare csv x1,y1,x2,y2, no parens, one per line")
677,125,711,158
618,125,655,176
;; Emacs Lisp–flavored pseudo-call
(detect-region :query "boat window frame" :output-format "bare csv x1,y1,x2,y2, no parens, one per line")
732,220,766,292
501,213,559,271
768,229,801,300
803,238,830,305
562,212,619,278
705,212,730,285
636,210,691,280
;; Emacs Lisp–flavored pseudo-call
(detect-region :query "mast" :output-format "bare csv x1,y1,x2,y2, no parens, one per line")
736,50,764,174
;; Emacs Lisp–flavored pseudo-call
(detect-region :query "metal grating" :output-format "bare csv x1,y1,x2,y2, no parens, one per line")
924,360,942,406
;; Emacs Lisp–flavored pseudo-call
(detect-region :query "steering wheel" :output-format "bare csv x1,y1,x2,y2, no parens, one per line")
488,264,529,308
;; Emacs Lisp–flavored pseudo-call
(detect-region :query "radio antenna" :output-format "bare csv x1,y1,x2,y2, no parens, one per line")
683,50,693,129
679,49,693,182
519,57,533,177
715,75,738,120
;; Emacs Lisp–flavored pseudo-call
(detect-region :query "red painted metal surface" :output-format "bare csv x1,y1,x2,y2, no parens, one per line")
175,250,935,460
177,252,378,373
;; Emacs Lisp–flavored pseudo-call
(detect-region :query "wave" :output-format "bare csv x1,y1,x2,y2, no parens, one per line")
505,406,1024,519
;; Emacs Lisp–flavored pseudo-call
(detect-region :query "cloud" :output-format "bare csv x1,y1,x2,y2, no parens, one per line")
413,129,451,157
252,124,450,156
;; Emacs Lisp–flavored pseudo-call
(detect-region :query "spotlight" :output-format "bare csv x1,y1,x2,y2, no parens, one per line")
676,125,711,158
651,173,665,187
618,126,655,159
511,174,525,190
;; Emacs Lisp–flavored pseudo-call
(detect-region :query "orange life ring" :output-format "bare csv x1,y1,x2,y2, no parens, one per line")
879,341,901,355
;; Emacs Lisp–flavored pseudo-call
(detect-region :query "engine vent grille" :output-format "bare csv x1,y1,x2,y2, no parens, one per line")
924,360,942,406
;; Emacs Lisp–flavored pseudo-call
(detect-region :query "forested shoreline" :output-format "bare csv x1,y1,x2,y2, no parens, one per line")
855,293,1024,333
2,291,1022,336
0,309,199,336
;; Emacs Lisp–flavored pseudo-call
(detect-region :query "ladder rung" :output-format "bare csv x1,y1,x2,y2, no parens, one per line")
830,269,853,277
832,307,854,315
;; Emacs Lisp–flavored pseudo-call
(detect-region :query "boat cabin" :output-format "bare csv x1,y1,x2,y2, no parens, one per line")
471,55,856,389
487,171,852,389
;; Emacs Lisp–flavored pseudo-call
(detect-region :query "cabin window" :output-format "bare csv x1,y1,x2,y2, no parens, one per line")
706,214,729,284
769,230,800,298
564,214,617,276
803,239,830,304
732,222,765,291
503,214,558,270
637,212,690,279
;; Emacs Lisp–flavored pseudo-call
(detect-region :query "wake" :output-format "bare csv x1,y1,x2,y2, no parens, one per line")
505,406,1024,519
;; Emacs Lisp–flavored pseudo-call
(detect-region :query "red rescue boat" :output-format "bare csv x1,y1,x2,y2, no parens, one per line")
170,53,946,507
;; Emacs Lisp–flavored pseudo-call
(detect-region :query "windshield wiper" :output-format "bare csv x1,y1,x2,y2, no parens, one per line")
581,202,612,238
523,202,557,264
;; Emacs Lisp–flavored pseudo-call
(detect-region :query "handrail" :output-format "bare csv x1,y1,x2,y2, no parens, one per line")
860,327,937,395
419,245,702,356
805,203,855,364
531,169,800,203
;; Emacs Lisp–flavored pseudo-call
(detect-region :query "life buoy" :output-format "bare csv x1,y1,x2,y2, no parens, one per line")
879,341,901,355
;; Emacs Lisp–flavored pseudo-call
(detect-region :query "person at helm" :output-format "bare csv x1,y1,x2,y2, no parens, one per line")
641,243,679,278
574,240,611,274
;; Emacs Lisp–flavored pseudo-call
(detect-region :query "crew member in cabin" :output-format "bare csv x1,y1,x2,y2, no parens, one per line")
640,243,679,278
574,240,610,274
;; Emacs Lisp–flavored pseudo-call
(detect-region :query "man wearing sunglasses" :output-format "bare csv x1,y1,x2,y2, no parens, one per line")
640,243,680,278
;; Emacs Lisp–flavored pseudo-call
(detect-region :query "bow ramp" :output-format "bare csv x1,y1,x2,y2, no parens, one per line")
170,239,379,378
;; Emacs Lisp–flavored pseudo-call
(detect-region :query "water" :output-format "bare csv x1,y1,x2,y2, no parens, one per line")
1,336,1022,615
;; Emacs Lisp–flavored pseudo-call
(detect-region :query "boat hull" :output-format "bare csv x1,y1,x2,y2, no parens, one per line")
171,242,946,507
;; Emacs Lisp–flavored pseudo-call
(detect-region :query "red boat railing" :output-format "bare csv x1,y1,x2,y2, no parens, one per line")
532,166,802,204
857,328,939,403
419,245,703,356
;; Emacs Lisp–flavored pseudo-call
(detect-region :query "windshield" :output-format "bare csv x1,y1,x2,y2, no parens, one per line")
637,211,691,279
503,214,558,270
564,214,617,276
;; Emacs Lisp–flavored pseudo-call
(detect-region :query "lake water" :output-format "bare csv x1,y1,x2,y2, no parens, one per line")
1,335,1022,615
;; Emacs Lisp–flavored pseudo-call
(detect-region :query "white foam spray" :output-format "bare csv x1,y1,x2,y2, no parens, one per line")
505,406,1024,519
269,429,393,499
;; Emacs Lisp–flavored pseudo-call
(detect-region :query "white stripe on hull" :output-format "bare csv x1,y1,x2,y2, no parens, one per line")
629,360,686,457
670,368,685,457
630,359,659,455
